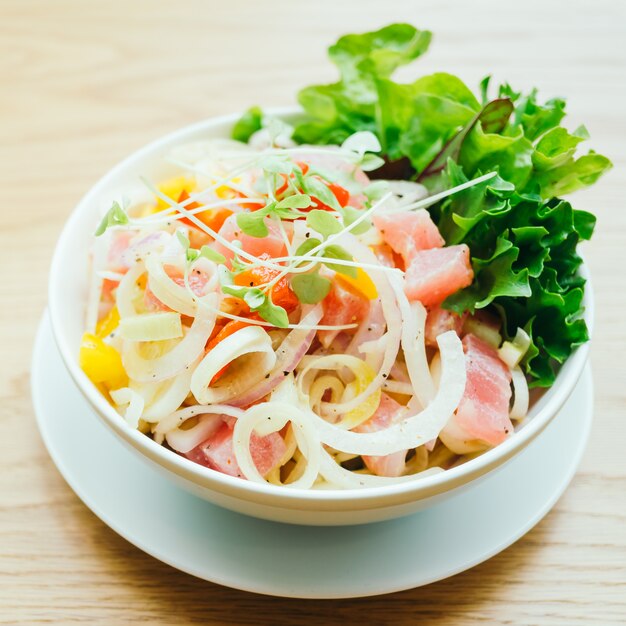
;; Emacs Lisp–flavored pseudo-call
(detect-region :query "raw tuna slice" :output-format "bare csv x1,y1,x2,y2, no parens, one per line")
354,393,408,477
404,245,473,307
441,334,513,450
319,279,370,348
425,305,467,347
186,421,286,478
373,209,444,265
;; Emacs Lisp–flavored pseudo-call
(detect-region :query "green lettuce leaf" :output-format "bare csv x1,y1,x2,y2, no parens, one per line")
231,24,612,387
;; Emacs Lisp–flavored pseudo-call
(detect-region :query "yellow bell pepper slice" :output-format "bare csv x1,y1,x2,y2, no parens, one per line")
155,175,196,211
337,269,378,300
79,333,128,390
96,306,120,339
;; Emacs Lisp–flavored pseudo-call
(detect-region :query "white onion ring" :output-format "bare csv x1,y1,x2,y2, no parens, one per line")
122,297,218,383
229,305,323,408
389,275,436,407
318,449,442,489
109,387,145,429
510,366,529,420
116,262,146,318
190,326,276,404
135,358,199,422
154,403,244,435
232,400,321,489
166,414,224,453
145,254,197,316
304,331,465,456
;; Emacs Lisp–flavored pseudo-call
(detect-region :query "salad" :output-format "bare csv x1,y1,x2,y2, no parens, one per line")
79,24,610,489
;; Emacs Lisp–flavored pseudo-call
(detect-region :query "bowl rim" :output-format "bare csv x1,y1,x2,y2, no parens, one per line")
48,107,594,505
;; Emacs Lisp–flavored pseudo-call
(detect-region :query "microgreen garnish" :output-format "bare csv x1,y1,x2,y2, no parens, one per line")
290,272,332,304
200,245,226,264
320,245,358,278
306,210,342,237
176,229,226,264
95,201,129,236
235,195,313,238
295,238,323,257
301,176,341,210
217,265,290,328
339,205,371,235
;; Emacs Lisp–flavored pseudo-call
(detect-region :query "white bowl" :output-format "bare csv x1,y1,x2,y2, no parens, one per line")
48,108,593,526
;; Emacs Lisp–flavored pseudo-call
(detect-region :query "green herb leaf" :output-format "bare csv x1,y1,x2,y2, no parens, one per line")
291,272,332,304
363,180,390,201
306,209,342,238
200,245,226,264
258,155,294,174
186,248,200,262
256,297,289,328
94,201,129,236
236,211,269,238
359,153,386,171
276,194,312,210
243,288,266,310
340,205,371,235
321,244,358,278
302,176,342,210
295,238,323,258
221,283,248,298
231,106,263,143
176,230,190,251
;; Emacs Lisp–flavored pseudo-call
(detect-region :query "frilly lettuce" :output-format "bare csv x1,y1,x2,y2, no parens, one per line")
233,23,611,386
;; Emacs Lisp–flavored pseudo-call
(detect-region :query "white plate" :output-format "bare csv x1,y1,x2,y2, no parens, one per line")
33,312,593,598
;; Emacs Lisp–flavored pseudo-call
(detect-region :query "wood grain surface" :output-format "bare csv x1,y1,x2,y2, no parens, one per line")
1,1,625,623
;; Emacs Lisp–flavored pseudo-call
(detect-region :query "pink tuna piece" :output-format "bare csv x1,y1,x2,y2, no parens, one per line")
445,334,513,447
354,393,408,477
373,209,444,265
425,305,467,347
318,279,370,348
404,245,474,307
186,422,286,478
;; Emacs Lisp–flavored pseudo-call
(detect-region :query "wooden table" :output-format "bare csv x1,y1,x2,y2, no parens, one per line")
1,1,624,623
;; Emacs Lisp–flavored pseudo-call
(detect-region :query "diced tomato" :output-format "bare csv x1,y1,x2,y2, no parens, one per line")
175,189,201,229
442,334,513,447
101,278,119,302
404,245,474,307
318,278,370,348
424,305,467,347
185,422,286,478
354,393,408,477
373,209,444,265
176,189,235,234
234,255,299,313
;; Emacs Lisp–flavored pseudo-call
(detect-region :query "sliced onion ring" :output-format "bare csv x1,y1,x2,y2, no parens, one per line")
229,305,322,408
232,400,321,489
122,297,218,383
305,331,466,456
510,365,529,420
191,326,276,404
